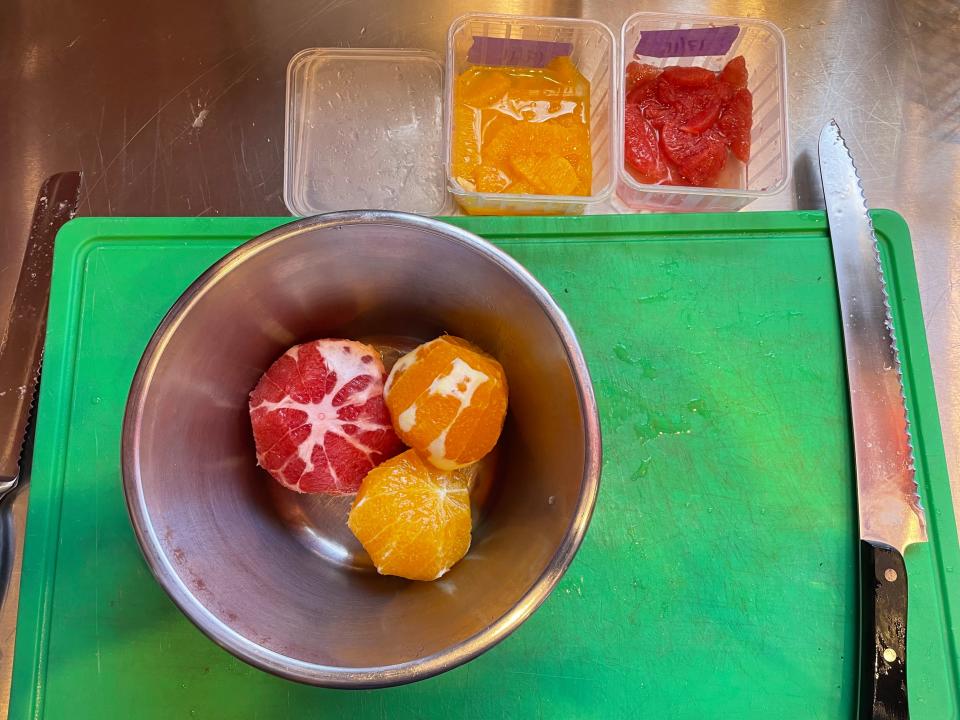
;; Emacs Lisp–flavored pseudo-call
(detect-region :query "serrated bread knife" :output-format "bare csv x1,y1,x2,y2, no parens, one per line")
0,172,81,502
819,121,927,720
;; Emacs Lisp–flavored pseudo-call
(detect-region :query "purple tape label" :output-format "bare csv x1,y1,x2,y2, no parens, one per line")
467,36,573,68
635,26,740,58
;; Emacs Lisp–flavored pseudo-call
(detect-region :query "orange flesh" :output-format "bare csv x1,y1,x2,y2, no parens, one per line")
347,449,475,581
452,56,592,199
384,336,508,470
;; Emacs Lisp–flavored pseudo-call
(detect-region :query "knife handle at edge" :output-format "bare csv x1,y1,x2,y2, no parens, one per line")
859,540,909,720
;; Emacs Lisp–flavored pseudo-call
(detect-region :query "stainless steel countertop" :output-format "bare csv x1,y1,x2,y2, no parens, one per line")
1,0,958,713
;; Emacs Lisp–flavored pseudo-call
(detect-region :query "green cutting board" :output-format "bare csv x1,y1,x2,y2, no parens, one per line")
10,212,960,719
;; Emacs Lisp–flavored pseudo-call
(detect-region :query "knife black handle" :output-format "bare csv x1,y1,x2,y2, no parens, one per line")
859,540,909,720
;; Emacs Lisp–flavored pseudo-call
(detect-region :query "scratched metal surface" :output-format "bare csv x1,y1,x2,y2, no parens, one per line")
0,0,958,714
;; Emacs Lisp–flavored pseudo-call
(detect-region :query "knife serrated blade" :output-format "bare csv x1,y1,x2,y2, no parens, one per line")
819,122,926,553
0,172,81,498
819,121,925,720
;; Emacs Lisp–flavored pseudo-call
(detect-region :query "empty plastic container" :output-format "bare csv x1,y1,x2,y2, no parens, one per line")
617,12,790,212
445,13,616,216
285,48,448,216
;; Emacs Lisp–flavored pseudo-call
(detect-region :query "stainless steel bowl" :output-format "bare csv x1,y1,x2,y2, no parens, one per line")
122,211,601,687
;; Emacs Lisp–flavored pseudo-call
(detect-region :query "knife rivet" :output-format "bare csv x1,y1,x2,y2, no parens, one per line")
884,568,898,582
883,648,897,663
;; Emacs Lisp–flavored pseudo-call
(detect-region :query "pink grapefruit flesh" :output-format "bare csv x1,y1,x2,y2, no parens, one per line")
249,339,403,494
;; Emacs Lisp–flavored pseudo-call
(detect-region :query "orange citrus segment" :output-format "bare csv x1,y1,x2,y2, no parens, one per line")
384,336,508,470
451,104,481,188
505,180,536,195
510,154,580,195
457,67,511,106
474,163,511,193
347,449,474,581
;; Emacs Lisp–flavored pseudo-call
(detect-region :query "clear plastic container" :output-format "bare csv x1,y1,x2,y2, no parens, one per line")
445,13,616,216
284,48,448,216
616,12,790,213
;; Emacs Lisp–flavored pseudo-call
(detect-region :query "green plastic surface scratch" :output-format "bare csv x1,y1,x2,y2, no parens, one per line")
10,211,960,719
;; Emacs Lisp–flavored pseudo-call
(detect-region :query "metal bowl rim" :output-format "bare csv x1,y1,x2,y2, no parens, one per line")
121,209,602,688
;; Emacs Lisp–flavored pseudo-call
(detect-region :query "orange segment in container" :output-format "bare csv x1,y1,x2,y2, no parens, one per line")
451,105,481,187
458,67,511,106
474,164,510,193
511,154,580,195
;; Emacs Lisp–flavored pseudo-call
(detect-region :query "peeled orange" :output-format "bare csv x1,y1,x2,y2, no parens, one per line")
384,336,508,470
347,449,474,581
